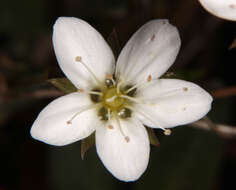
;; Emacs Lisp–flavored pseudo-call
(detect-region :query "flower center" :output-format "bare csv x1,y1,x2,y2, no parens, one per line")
103,88,124,110
67,56,171,143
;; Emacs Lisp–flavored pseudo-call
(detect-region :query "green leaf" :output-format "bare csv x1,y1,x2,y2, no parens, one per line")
48,78,77,94
146,127,160,147
81,133,95,160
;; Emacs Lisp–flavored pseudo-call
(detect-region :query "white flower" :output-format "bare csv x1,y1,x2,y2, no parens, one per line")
198,0,236,21
30,17,213,182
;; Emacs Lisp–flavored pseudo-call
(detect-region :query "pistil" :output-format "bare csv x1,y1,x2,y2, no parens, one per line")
114,112,130,143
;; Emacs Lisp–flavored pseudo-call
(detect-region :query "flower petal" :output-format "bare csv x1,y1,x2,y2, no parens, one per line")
53,17,115,89
134,79,213,128
31,92,102,146
96,118,150,181
199,0,236,21
116,19,180,84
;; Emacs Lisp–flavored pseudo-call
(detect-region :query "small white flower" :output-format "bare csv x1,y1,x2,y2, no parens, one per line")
198,0,236,21
30,17,213,181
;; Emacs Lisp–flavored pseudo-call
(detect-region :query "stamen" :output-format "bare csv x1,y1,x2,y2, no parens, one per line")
114,112,130,143
125,75,152,94
66,103,101,125
78,89,103,96
106,108,113,130
116,79,124,94
87,91,103,96
108,108,111,121
75,56,102,86
164,129,171,135
120,95,145,104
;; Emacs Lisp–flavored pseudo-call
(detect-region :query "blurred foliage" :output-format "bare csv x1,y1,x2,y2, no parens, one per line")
0,0,236,190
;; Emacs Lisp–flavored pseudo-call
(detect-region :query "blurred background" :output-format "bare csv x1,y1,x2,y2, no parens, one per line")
0,0,236,190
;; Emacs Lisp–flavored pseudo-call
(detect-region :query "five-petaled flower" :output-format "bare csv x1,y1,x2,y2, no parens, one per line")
30,17,213,182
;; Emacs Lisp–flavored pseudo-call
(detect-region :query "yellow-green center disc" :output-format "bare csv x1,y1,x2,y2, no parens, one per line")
103,88,124,110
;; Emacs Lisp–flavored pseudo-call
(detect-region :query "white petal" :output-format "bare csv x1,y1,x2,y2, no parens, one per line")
116,19,180,84
199,0,236,21
31,92,102,146
134,79,213,128
96,118,150,181
53,17,115,89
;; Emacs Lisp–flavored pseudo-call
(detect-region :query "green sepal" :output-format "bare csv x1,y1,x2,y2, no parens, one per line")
146,127,160,147
81,132,95,160
48,77,77,94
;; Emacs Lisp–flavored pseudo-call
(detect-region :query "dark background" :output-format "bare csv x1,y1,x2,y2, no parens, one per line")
1,0,236,190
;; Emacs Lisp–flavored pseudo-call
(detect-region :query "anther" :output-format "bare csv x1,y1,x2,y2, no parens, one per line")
164,129,171,136
230,4,236,9
151,34,155,41
108,125,114,129
147,75,152,82
67,121,72,125
125,136,130,143
78,89,84,93
106,73,113,80
105,73,116,87
75,56,82,62
183,87,188,92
